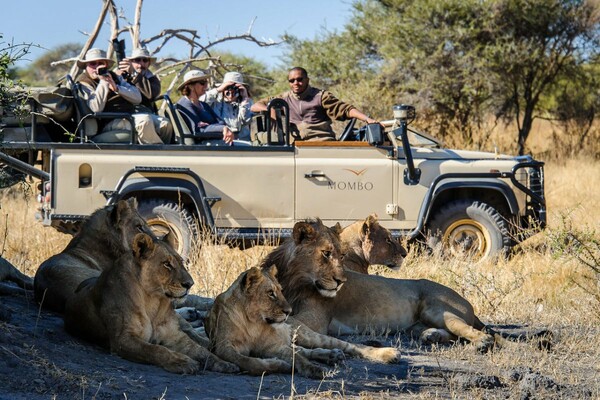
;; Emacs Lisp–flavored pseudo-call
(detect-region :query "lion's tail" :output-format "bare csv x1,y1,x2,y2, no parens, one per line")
477,316,553,351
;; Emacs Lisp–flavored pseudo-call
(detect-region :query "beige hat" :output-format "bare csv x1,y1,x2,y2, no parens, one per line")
221,71,246,86
77,48,115,68
126,47,156,63
177,69,210,92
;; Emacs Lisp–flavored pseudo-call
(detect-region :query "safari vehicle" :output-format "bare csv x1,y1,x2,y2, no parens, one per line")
0,85,546,261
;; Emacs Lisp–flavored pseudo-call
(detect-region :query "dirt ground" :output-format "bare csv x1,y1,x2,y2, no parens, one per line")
0,281,589,400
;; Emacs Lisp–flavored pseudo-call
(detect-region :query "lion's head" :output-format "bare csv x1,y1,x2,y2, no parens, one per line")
260,219,346,309
341,214,407,273
240,265,291,325
35,198,156,312
132,233,193,299
69,197,155,254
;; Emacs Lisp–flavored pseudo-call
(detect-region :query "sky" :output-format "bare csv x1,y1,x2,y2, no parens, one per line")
2,0,354,69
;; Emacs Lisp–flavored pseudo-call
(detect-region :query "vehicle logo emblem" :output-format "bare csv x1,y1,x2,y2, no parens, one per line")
344,168,367,176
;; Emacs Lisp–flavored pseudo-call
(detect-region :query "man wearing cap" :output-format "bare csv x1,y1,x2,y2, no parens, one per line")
251,66,377,141
116,47,172,143
201,71,253,142
76,48,169,144
176,70,236,145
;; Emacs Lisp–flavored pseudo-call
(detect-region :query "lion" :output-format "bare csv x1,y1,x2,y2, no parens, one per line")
64,232,238,374
205,265,400,379
261,220,549,353
34,198,152,312
0,256,33,296
340,214,407,274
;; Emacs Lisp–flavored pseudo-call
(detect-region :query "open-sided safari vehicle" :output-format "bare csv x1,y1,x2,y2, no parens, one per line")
0,84,545,261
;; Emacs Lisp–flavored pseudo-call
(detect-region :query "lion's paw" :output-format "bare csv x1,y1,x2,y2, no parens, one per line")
420,328,452,344
474,335,497,353
374,347,401,363
264,358,292,373
328,348,346,364
207,357,240,374
164,355,200,375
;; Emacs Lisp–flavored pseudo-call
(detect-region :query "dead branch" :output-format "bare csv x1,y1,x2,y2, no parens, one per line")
132,0,143,47
107,0,119,58
69,0,113,78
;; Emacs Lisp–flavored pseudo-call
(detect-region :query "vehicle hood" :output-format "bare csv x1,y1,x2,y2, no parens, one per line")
411,147,524,161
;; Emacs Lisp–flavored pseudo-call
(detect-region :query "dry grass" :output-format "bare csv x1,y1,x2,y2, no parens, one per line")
1,157,600,397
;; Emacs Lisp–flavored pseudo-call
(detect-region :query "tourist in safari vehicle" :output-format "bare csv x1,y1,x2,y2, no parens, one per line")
75,48,168,144
251,66,378,141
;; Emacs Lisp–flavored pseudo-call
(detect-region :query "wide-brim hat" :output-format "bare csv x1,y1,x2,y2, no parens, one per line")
177,69,210,92
126,47,157,63
77,48,115,68
220,71,247,86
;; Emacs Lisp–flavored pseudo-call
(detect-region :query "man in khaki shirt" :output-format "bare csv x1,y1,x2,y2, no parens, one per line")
252,67,378,141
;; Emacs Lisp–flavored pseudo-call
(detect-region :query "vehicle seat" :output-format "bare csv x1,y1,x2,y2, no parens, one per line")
66,75,135,144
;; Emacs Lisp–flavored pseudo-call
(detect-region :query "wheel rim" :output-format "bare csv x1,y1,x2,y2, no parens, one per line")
442,219,491,259
146,218,185,254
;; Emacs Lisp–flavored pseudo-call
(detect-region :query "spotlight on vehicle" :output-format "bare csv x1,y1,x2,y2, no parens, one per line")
392,104,416,124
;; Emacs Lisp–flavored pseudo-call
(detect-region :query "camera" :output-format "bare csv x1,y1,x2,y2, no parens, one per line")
225,85,240,97
97,67,109,76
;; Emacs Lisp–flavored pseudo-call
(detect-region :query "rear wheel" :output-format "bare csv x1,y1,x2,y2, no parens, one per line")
427,200,511,261
137,199,198,259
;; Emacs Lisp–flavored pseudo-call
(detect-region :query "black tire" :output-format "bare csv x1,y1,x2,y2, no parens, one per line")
137,199,199,259
427,200,511,261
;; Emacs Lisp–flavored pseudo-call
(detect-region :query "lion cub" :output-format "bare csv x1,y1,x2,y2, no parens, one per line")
64,233,238,374
205,266,400,379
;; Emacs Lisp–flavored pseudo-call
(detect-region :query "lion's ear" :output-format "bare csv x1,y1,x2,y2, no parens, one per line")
126,197,138,210
363,214,378,235
132,233,155,259
113,199,134,224
332,222,343,235
242,267,263,291
293,222,316,244
267,264,278,279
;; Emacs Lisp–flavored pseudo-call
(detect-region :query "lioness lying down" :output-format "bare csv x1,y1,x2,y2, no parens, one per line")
205,266,400,379
35,198,152,312
64,233,238,374
340,214,406,274
262,219,549,353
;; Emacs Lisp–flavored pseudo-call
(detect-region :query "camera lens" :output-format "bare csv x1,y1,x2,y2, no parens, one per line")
97,67,109,76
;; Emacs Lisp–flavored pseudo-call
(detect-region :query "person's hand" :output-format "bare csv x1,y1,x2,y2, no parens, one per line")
197,121,209,128
116,59,133,76
98,69,118,92
365,117,379,124
237,84,248,100
223,126,235,145
217,81,235,93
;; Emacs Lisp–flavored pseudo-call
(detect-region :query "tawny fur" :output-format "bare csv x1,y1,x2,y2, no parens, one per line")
205,265,400,379
34,198,151,312
64,233,238,374
340,214,407,274
263,220,525,353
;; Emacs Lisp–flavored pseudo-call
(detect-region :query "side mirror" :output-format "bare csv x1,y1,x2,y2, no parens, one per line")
365,123,384,146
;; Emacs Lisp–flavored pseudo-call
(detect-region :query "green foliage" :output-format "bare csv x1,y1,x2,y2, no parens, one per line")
0,35,31,188
281,0,600,153
16,43,82,86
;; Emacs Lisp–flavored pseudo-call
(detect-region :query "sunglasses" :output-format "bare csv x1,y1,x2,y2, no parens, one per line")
288,77,305,83
195,80,208,86
132,57,150,63
87,61,104,67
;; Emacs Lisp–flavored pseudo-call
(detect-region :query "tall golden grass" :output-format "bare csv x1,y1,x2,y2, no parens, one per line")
1,156,599,396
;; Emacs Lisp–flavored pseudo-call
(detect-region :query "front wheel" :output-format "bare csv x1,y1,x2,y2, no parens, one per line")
137,199,199,259
427,200,511,261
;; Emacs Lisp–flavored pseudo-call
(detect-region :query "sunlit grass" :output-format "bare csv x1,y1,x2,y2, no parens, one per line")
1,156,599,397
